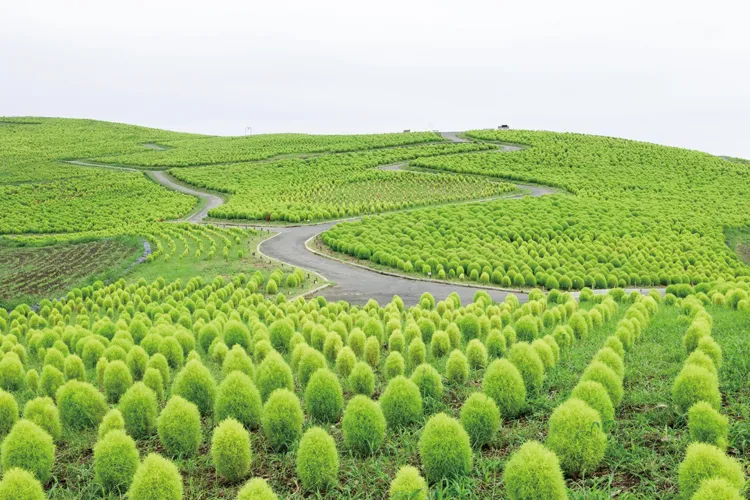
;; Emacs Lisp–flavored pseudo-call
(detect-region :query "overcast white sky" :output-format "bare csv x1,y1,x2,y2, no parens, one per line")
3,0,749,157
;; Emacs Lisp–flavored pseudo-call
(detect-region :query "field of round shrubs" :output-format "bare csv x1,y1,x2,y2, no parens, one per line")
322,130,750,290
0,268,747,498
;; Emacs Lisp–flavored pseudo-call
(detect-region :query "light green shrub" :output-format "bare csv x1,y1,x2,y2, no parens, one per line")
678,443,744,498
342,395,386,455
445,350,469,385
297,348,326,389
546,398,606,475
98,408,125,440
349,361,375,397
171,359,217,416
384,351,405,380
508,342,545,394
127,453,183,500
482,359,526,418
690,478,742,500
418,413,472,483
364,336,380,369
335,347,356,378
592,347,624,379
237,477,278,500
157,396,202,457
0,467,45,500
215,372,262,430
103,360,133,403
22,396,60,441
389,465,427,500
222,345,255,377
466,339,488,369
56,380,107,432
256,351,294,402
688,401,729,450
39,365,64,398
305,368,344,424
672,364,720,414
268,319,294,353
503,441,567,500
0,390,18,439
63,354,86,381
296,427,339,491
571,380,614,430
0,419,55,483
410,363,443,401
93,429,139,492
261,388,303,450
212,418,251,482
581,361,623,407
460,392,500,448
379,376,422,428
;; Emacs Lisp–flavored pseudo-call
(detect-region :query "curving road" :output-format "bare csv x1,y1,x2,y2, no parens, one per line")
68,132,568,306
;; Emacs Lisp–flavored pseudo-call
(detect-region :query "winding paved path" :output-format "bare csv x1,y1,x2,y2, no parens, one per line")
67,132,568,306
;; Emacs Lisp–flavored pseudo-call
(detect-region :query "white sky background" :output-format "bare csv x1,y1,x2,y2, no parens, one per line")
2,0,750,157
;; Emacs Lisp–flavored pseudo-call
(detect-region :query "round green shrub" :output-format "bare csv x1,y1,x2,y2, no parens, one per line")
581,361,623,407
508,342,545,394
212,418,251,482
323,333,343,363
515,316,538,342
384,351,405,380
222,345,254,378
685,350,717,376
39,364,64,399
172,359,217,416
445,350,469,385
98,408,124,440
379,376,422,428
142,368,164,401
0,419,55,483
342,395,386,455
592,347,624,379
157,396,202,457
348,329,366,358
223,320,251,351
503,440,567,500
363,317,384,344
688,401,729,450
119,382,158,439
364,336,381,369
388,331,405,354
296,427,339,491
56,380,107,432
678,442,744,498
571,380,614,430
459,314,480,341
389,465,427,500
261,388,304,450
64,354,86,382
569,312,589,340
0,467,45,500
335,347,356,378
605,335,625,358
24,370,39,395
466,339,488,369
672,364,720,414
237,477,278,500
486,329,507,358
532,339,555,369
22,396,59,441
297,348,326,389
690,478,742,500
103,360,133,403
81,339,105,369
697,336,722,370
546,398,606,475
543,334,561,364
215,372,262,430
482,359,526,418
127,453,183,500
430,330,451,359
349,361,375,397
146,353,170,387
418,413,472,483
158,337,184,370
0,390,18,439
256,351,294,402
410,364,443,401
266,320,292,353
407,337,426,369
460,392,500,448
305,368,344,424
126,346,149,381
94,429,139,492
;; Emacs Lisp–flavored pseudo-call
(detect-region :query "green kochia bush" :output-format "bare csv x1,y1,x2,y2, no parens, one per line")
688,401,729,450
690,478,743,500
296,427,339,491
460,392,500,448
22,396,60,442
223,320,251,350
546,398,607,475
410,364,443,401
262,389,304,450
0,354,24,391
93,429,139,492
508,342,545,394
0,466,45,499
445,350,469,385
222,345,255,377
98,409,125,439
384,351,405,379
389,465,428,500
349,361,375,397
256,352,294,402
171,359,217,416
581,361,623,407
237,477,278,500
0,390,18,438
678,443,744,498
571,380,614,430
514,316,538,342
466,339,488,369
379,376,422,428
342,395,386,455
268,319,294,353
39,365,64,398
119,382,158,439
305,369,344,424
215,372,262,430
56,380,108,432
157,396,202,457
103,360,133,403
298,348,326,389
503,441,567,500
127,453,183,500
0,420,55,483
418,413,472,483
212,418,252,482
482,359,526,418
335,347,356,378
672,364,720,414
